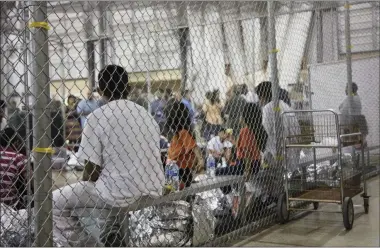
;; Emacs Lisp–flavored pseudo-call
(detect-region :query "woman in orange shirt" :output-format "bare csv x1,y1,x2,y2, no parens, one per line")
165,101,204,190
236,103,268,178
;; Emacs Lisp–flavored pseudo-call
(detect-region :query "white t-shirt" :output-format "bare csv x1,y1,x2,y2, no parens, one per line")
262,100,301,172
339,95,362,116
77,100,165,207
207,136,233,154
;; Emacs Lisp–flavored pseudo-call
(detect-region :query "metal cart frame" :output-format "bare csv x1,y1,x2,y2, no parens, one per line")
277,109,370,230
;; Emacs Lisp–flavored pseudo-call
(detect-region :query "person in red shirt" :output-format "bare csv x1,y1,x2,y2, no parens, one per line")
165,101,204,190
235,103,268,178
0,128,28,209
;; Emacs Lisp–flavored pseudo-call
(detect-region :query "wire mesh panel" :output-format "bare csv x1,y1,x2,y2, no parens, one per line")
0,1,379,247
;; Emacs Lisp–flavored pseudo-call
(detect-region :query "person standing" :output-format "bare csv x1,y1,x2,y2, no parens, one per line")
235,103,267,177
131,88,150,111
66,95,78,115
65,95,82,147
222,85,247,138
50,100,65,148
175,90,195,124
52,65,165,246
339,82,362,116
165,101,204,190
150,90,167,135
339,82,367,148
279,88,291,107
255,81,301,173
202,90,223,141
76,91,103,128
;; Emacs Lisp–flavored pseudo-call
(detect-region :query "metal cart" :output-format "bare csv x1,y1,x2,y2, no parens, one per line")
277,109,369,230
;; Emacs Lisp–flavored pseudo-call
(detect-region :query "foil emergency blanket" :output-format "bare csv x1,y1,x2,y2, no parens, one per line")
129,200,192,247
1,176,230,247
0,204,32,247
305,153,360,186
0,204,100,247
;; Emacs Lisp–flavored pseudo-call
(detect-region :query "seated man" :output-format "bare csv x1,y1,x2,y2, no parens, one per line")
52,65,165,246
207,128,233,166
0,128,29,210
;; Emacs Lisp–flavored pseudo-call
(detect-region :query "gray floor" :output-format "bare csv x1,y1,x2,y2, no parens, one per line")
234,176,380,247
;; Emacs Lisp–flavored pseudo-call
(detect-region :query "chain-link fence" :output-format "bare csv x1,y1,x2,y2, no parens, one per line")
0,1,379,247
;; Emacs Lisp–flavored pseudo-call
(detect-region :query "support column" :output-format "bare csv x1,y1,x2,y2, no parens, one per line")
267,1,282,167
0,33,5,99
316,6,323,63
98,2,107,69
84,2,95,92
260,16,268,71
177,3,189,92
371,2,379,51
31,1,53,246
22,3,33,246
344,1,353,114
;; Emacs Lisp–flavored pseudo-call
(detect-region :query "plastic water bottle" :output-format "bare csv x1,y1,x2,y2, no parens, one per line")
171,161,180,191
165,161,180,191
165,164,172,185
207,155,216,178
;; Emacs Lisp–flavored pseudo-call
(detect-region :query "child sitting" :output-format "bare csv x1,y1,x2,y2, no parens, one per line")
207,128,233,166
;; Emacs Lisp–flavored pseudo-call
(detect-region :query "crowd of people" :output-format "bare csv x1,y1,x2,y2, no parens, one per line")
0,65,297,205
0,63,366,246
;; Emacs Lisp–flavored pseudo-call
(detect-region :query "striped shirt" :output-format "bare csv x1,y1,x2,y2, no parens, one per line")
0,147,27,206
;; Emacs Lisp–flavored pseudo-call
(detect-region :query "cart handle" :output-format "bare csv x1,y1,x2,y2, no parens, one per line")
282,109,338,115
340,132,362,138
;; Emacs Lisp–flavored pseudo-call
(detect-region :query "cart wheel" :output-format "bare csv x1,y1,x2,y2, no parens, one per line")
277,193,289,224
313,202,319,210
343,197,354,230
363,198,369,214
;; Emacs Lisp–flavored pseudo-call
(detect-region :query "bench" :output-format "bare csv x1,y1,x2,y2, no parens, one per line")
55,176,242,246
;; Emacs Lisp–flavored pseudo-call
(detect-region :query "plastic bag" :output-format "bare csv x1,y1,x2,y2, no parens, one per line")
192,202,216,245
0,204,32,246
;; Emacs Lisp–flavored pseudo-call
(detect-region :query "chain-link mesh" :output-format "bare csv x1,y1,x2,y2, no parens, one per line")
0,1,379,247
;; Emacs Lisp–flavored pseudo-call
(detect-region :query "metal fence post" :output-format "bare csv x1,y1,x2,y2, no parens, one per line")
0,36,4,100
84,2,95,92
98,2,107,69
31,1,53,246
59,41,67,144
178,3,189,92
267,1,282,167
22,3,33,246
0,3,6,99
344,1,353,114
316,5,323,63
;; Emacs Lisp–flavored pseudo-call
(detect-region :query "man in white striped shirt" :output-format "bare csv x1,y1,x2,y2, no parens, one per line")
0,128,28,209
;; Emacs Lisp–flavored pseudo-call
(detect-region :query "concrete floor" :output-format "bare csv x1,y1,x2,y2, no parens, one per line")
234,176,380,247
